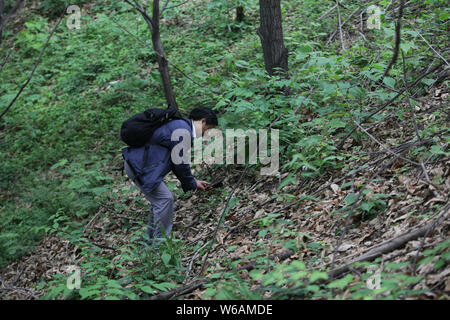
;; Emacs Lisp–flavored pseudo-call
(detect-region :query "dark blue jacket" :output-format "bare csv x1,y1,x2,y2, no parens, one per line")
122,119,197,194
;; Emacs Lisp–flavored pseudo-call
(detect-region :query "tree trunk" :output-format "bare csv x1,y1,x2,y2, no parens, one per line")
0,0,6,44
150,0,177,109
153,36,177,109
236,6,244,22
127,0,178,109
258,0,288,76
151,27,177,108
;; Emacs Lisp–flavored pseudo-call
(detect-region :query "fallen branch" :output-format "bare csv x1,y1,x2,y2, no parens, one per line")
148,280,207,300
0,274,38,300
328,205,449,279
83,210,103,234
235,249,294,272
185,240,212,281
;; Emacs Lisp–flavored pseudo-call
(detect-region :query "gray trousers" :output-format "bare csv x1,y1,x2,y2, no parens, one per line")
124,161,174,242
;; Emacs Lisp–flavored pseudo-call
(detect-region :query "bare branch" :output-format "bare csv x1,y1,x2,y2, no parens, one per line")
108,15,204,89
327,8,360,45
319,4,337,20
353,119,420,166
122,0,178,108
335,0,345,50
0,43,14,73
0,15,64,120
383,0,405,77
407,22,450,67
160,0,170,15
161,0,190,15
328,205,449,279
338,61,445,149
124,0,155,32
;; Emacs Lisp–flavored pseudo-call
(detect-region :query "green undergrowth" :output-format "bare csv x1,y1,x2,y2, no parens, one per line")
0,0,448,299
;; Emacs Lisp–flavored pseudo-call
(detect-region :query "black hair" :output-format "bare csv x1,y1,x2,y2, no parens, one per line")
189,107,218,126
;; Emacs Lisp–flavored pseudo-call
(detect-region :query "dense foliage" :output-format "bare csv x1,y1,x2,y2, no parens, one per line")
0,0,448,300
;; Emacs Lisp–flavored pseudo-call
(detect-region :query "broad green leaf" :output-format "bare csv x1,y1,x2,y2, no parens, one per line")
309,271,329,283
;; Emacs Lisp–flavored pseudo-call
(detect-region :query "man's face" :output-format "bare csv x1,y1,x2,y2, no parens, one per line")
200,118,216,136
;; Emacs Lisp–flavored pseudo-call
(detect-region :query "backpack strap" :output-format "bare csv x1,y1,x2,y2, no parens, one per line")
183,118,192,127
143,142,150,169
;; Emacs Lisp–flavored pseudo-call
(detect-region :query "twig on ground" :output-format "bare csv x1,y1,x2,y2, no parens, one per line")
0,274,38,300
148,280,207,300
406,22,450,67
353,119,420,166
328,207,449,279
400,51,442,196
199,165,249,275
83,211,103,234
185,240,211,281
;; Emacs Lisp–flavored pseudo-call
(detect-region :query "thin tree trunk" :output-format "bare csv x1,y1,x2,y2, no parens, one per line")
0,0,6,44
258,0,288,76
236,6,244,22
383,0,405,77
125,0,178,109
151,0,177,109
328,209,448,279
0,0,5,27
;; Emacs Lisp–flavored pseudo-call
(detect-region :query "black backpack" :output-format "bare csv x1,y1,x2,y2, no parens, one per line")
120,107,183,148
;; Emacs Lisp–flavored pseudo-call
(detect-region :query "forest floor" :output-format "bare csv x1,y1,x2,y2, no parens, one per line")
0,0,449,300
1,84,448,300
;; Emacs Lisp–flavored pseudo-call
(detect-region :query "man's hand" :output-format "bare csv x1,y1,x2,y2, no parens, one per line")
196,180,211,191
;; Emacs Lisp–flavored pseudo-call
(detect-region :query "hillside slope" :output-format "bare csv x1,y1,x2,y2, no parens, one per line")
0,0,448,299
